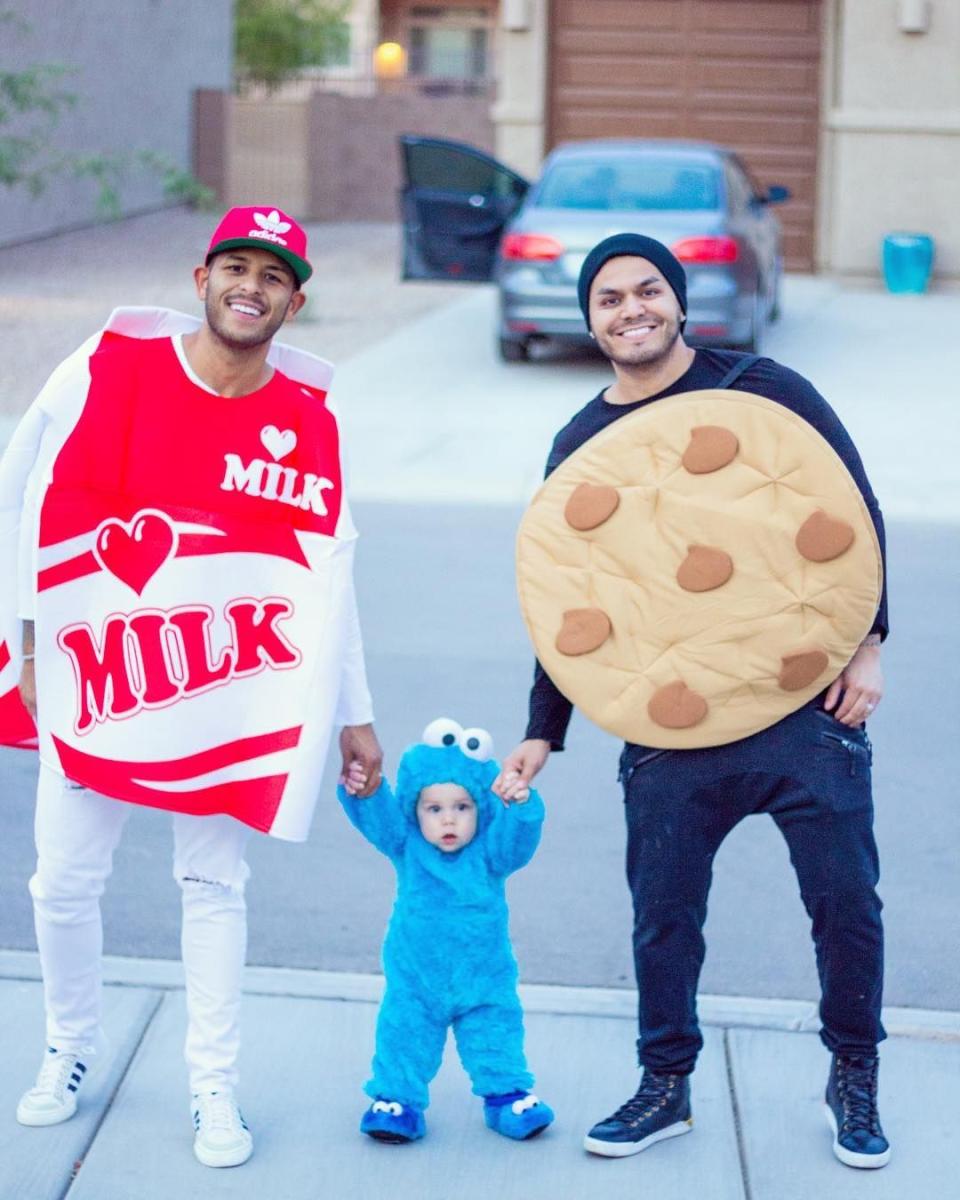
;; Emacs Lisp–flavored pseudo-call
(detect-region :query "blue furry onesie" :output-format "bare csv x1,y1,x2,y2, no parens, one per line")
338,722,544,1111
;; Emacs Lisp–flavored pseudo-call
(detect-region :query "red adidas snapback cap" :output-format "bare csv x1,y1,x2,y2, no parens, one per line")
205,206,312,286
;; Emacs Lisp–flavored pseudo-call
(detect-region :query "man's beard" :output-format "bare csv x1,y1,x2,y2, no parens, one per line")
205,293,288,351
599,316,683,369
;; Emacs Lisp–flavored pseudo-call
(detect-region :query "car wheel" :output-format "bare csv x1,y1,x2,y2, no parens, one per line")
498,336,529,363
769,273,782,323
736,291,764,354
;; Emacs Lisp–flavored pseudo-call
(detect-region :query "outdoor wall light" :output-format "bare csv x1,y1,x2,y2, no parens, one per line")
896,0,931,34
502,0,531,31
373,41,407,79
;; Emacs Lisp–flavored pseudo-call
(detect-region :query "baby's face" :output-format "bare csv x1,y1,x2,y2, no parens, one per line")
416,783,477,852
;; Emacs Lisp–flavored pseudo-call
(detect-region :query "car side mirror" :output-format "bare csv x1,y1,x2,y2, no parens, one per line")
763,184,791,205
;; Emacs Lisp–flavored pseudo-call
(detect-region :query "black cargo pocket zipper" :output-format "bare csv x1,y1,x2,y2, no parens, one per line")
619,748,672,788
821,731,868,777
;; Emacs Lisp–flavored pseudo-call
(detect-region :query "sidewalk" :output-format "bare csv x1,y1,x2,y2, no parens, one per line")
1,953,957,1200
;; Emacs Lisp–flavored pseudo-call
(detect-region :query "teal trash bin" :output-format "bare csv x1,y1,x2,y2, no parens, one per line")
882,232,934,294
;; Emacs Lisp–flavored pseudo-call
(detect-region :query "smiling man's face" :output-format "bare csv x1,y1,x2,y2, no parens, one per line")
197,248,304,351
589,255,685,369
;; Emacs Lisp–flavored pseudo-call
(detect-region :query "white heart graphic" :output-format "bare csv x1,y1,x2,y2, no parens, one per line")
260,425,297,460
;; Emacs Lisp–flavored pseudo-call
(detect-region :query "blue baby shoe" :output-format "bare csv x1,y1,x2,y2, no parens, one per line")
484,1091,554,1140
361,1098,426,1143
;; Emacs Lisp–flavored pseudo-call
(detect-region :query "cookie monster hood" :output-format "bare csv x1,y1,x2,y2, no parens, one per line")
395,719,500,832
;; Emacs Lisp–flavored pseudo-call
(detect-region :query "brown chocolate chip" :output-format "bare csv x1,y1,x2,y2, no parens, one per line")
648,681,709,729
795,510,856,562
555,609,612,656
676,545,734,592
681,426,739,474
564,483,620,531
778,649,829,691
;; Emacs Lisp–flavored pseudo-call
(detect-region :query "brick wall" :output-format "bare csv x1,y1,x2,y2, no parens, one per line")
308,92,494,220
195,90,494,223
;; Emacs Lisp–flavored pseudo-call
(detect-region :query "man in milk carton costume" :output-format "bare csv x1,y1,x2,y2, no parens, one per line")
0,207,382,1168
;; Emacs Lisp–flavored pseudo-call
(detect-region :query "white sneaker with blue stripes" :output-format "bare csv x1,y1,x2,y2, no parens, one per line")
16,1047,88,1126
192,1090,253,1168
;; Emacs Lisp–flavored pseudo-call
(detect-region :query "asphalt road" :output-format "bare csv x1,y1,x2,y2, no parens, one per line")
0,504,956,1009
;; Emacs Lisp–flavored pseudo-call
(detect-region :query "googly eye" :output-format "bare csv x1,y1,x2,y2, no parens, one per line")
459,727,494,761
422,718,464,749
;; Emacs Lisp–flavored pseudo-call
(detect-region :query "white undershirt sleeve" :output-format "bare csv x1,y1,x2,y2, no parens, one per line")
334,568,374,727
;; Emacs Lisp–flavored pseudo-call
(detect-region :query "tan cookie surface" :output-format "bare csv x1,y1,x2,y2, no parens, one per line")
516,389,883,748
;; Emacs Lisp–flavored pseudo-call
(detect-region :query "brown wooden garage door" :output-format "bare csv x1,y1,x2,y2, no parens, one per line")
548,0,822,269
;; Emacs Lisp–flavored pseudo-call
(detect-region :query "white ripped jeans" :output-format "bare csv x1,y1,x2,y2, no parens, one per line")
29,764,251,1096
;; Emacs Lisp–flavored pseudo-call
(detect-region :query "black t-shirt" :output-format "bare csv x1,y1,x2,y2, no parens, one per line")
525,349,889,750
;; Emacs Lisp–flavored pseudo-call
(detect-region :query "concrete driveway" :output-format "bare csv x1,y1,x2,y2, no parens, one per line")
0,211,957,1012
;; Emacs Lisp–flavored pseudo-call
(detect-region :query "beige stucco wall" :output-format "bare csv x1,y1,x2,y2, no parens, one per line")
0,0,232,246
820,0,960,279
491,0,548,178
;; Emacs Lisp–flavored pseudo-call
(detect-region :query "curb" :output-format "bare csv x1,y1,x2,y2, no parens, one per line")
2,949,958,1042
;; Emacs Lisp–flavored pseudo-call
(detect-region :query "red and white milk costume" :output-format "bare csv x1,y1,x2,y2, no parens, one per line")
2,305,371,836
0,306,372,1089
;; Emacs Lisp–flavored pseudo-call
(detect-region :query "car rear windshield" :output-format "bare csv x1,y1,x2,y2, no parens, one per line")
535,158,720,211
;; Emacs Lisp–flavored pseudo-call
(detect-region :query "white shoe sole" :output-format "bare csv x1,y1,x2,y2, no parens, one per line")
193,1138,253,1169
824,1104,891,1169
16,1097,78,1127
584,1117,693,1158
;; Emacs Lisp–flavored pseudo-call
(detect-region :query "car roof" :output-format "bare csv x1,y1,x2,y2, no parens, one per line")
546,139,732,164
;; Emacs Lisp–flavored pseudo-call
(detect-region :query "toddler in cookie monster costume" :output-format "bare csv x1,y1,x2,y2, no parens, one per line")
338,718,554,1144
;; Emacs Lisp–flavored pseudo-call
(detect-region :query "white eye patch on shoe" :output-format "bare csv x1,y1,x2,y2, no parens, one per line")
372,1100,403,1115
512,1094,540,1115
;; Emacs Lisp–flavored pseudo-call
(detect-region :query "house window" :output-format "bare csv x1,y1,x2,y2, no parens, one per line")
405,7,491,80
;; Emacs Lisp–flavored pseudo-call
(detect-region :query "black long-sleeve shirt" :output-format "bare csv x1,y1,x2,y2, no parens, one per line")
524,349,889,750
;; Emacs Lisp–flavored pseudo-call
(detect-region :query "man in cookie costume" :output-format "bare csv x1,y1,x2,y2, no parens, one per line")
0,206,382,1167
495,234,890,1169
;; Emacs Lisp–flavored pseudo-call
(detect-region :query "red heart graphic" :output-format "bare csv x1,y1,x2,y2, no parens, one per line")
93,510,177,595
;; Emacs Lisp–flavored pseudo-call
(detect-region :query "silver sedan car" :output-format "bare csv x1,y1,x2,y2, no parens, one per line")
400,136,790,361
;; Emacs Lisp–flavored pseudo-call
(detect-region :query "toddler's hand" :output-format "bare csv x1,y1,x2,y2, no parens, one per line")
340,761,370,796
499,771,529,805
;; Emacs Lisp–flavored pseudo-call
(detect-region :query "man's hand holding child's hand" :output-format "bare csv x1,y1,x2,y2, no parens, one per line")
498,771,530,806
339,724,383,797
341,760,375,797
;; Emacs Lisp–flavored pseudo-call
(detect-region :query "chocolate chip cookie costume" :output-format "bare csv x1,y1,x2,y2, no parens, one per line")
518,386,883,748
338,721,544,1110
519,307,888,1073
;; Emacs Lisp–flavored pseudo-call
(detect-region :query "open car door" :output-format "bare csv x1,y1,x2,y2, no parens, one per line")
400,135,529,282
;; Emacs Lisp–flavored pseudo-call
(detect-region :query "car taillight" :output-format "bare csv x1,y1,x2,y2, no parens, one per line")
500,233,565,262
671,236,740,264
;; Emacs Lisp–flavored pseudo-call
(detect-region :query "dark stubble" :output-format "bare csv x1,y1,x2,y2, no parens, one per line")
204,291,290,352
598,312,683,370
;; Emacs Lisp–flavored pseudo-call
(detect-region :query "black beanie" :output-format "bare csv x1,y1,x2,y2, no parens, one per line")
577,233,687,330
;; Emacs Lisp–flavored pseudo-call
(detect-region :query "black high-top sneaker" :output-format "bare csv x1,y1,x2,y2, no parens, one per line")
824,1053,891,1169
584,1070,693,1157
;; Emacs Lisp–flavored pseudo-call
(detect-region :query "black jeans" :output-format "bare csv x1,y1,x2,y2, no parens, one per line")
621,699,885,1075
